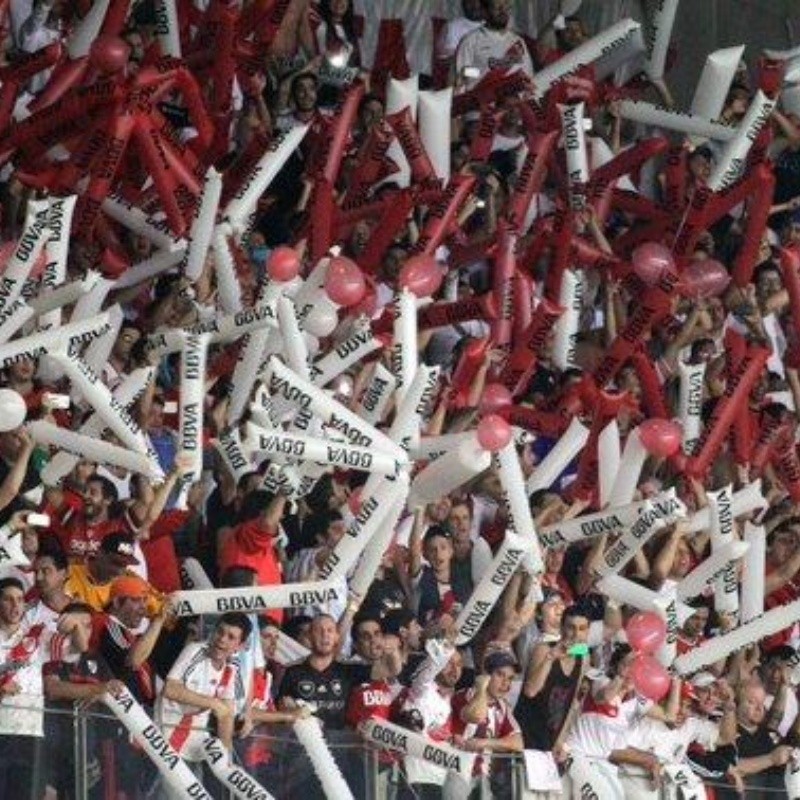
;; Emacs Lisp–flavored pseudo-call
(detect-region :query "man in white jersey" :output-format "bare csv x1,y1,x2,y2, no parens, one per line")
455,0,533,90
156,612,251,762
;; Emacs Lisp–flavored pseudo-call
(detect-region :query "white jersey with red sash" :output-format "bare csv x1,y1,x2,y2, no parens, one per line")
155,642,238,761
0,621,66,736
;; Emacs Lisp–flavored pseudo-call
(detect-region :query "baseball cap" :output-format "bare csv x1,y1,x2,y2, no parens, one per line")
483,650,517,674
110,574,149,601
100,533,139,565
689,671,716,689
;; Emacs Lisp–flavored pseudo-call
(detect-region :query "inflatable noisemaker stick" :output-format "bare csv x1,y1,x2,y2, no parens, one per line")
687,346,771,477
210,229,243,314
222,125,309,234
391,288,418,404
349,491,408,601
533,19,644,99
154,0,181,57
0,199,49,315
177,332,209,505
644,0,680,80
551,269,585,371
356,363,397,425
598,575,696,625
413,174,476,256
277,297,310,379
691,45,745,124
741,522,766,624
41,367,156,487
593,270,680,387
677,361,706,455
292,717,355,800
82,304,124,378
213,429,251,484
707,90,776,192
265,357,405,458
684,480,766,535
31,272,100,320
732,165,775,287
29,420,162,480
540,489,683,548
606,427,649,508
598,419,621,508
454,532,533,645
111,248,188,291
506,130,558,232
202,737,275,800
559,102,589,213
357,190,415,273
673,594,800,675
320,472,410,579
414,428,531,462
652,588,679,667
615,100,737,142
38,195,77,331
171,576,347,617
248,425,405,476
526,417,590,494
493,442,545,574
677,541,750,602
489,228,516,362
388,363,440,454
101,194,184,252
309,324,382,388
498,298,564,395
409,436,492,508
419,88,453,182
0,525,30,570
0,300,34,345
595,494,687,579
662,145,688,215
66,0,111,58
780,247,800,342
387,106,438,185
631,350,670,420
361,719,475,781
708,485,739,615
103,689,211,799
183,166,222,282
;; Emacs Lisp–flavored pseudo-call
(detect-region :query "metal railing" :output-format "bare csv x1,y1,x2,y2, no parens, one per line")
1,703,792,798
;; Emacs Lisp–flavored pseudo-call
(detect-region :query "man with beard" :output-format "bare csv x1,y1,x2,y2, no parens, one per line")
24,543,72,632
454,0,533,89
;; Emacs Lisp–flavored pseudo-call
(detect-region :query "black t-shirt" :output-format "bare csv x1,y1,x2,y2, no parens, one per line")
715,724,785,800
277,659,369,730
97,614,156,706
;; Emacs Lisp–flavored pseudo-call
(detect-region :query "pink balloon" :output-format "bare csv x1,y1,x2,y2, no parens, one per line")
632,242,675,286
267,246,301,282
681,259,731,299
477,414,512,452
625,612,667,654
325,256,366,307
639,419,683,458
398,254,444,298
630,654,671,701
89,35,131,73
480,383,512,413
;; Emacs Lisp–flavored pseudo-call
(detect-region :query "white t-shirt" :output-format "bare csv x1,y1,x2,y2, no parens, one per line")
23,598,63,634
438,17,484,61
628,714,719,763
455,26,534,88
0,622,65,737
155,642,238,760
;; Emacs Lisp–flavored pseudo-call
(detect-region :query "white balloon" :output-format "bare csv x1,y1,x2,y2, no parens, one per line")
303,300,339,338
0,389,27,432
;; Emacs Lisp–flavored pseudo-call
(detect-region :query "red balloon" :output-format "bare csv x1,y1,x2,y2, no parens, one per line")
398,254,444,298
639,419,683,458
625,612,667,654
632,242,675,286
629,654,671,701
89,36,131,74
681,258,731,299
480,383,512,413
477,414,512,452
267,246,301,282
325,256,366,307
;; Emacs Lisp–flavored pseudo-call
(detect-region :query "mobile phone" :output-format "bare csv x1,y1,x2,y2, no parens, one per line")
568,643,589,657
462,66,480,80
26,513,51,528
164,401,179,414
43,393,70,410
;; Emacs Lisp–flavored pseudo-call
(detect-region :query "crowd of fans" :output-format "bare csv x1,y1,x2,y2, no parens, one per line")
2,0,800,799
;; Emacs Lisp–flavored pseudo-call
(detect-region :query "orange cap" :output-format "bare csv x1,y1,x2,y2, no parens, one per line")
110,574,149,601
